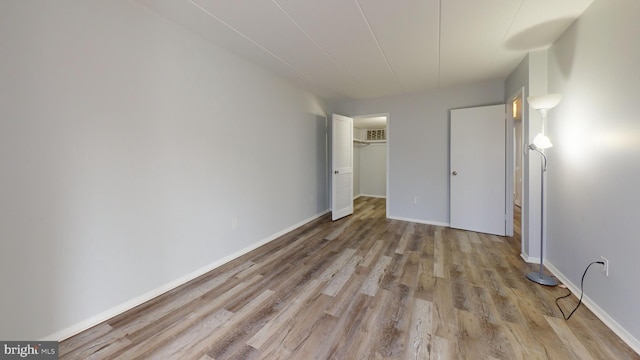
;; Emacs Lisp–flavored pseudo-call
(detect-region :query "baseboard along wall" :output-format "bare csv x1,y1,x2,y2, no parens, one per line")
544,260,640,355
43,210,330,342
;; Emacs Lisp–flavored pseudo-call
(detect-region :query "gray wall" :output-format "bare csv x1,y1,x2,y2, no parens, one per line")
353,127,386,198
0,1,329,340
334,80,505,225
360,143,387,197
546,0,640,347
505,51,551,262
525,51,550,262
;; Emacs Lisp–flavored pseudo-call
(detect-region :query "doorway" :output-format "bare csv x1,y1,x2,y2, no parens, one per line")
353,114,388,217
330,113,389,221
330,113,389,219
512,94,523,207
508,88,525,250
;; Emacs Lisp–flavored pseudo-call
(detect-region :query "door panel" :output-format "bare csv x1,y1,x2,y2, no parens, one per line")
331,114,353,220
450,105,506,235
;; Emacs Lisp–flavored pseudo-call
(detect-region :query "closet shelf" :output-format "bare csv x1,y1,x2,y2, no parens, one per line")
354,139,386,144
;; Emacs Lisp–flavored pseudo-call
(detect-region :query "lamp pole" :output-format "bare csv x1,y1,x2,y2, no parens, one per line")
526,146,557,286
525,93,562,286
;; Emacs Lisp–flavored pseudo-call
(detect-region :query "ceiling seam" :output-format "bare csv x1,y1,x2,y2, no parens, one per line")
189,0,312,81
489,0,525,67
271,0,365,91
355,0,404,94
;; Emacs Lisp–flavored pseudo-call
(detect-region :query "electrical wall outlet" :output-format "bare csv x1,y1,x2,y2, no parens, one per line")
600,256,609,277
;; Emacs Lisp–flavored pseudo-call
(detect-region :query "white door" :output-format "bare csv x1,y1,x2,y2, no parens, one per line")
331,114,354,221
450,105,506,236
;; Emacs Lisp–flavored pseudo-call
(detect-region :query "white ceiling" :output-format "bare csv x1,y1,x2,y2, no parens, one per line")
137,0,593,101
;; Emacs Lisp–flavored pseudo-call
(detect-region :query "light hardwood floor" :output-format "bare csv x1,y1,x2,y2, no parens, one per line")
59,197,638,359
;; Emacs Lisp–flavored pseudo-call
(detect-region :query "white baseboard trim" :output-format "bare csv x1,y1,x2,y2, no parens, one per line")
545,261,640,355
386,215,449,228
42,209,330,342
353,194,362,200
359,194,386,199
520,253,541,264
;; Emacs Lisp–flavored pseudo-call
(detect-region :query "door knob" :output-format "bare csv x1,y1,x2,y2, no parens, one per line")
452,171,458,176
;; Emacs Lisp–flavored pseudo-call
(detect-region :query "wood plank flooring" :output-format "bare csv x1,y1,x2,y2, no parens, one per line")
59,197,639,359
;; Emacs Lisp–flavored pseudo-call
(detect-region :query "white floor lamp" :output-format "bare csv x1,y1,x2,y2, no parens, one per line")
526,94,562,286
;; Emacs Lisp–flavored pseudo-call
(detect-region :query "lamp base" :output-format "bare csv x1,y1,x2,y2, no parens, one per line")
526,271,557,286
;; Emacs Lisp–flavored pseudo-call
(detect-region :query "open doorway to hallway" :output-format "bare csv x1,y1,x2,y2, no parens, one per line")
508,88,525,252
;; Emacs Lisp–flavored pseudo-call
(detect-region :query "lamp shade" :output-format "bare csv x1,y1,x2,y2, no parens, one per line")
527,94,562,110
532,133,553,149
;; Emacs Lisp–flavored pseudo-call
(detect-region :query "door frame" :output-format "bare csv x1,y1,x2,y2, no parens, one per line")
507,87,525,239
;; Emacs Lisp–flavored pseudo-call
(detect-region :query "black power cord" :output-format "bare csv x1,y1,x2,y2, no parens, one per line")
555,261,604,320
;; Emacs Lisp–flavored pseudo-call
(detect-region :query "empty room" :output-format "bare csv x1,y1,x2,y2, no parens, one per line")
1,0,638,359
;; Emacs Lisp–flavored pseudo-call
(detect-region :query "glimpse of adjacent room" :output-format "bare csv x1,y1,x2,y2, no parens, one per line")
352,115,387,202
